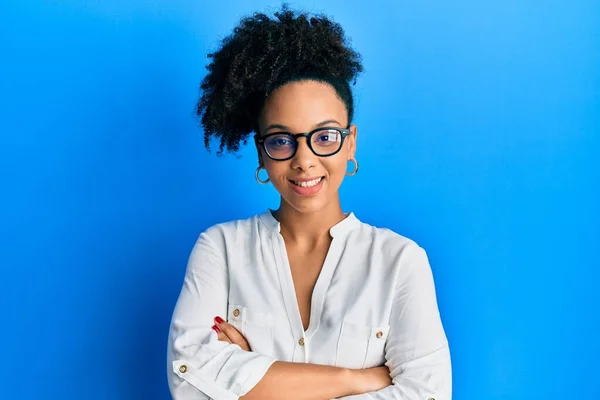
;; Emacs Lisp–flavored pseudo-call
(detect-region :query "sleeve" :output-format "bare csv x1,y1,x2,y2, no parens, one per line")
338,245,452,400
166,230,277,400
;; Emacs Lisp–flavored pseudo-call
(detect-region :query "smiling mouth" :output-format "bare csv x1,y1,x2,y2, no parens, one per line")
289,176,325,188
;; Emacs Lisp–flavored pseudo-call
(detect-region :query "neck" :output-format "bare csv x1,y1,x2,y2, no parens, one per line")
274,197,346,245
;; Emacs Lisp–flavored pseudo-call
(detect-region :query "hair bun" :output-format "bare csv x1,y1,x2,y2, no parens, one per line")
197,4,364,154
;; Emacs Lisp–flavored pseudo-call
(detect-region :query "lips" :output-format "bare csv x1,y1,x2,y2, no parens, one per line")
288,176,326,196
289,176,324,188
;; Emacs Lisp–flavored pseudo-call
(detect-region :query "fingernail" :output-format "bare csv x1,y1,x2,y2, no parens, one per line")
214,316,225,324
212,324,221,333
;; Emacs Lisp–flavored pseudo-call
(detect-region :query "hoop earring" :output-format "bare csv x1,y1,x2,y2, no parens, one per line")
255,166,270,184
346,158,359,176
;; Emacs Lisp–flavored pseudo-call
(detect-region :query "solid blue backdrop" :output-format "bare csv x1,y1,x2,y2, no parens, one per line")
1,0,598,399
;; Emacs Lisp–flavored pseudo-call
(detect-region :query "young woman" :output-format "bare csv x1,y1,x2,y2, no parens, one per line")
167,6,451,400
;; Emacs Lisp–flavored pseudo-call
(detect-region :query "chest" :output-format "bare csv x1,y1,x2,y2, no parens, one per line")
225,231,399,366
285,241,330,331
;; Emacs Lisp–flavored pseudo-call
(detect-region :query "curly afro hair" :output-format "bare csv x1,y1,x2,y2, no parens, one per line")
196,5,364,154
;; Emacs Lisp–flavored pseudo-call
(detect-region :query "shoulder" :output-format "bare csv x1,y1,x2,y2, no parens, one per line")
186,214,264,264
351,217,429,264
195,213,267,250
354,217,425,251
351,217,434,288
202,214,261,236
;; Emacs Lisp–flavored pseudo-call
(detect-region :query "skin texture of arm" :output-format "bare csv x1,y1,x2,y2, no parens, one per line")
242,362,391,400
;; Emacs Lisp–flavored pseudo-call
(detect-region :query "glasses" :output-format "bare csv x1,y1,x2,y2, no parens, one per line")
255,127,351,161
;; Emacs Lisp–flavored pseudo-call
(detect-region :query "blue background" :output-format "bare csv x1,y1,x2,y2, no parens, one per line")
1,0,598,399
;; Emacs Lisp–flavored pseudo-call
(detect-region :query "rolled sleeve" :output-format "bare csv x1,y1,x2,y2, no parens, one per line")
171,351,275,400
167,229,276,399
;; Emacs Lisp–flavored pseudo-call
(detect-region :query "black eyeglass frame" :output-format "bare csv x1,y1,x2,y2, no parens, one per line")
254,127,352,161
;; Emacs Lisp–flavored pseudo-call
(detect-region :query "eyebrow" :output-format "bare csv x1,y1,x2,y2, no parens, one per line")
264,119,343,133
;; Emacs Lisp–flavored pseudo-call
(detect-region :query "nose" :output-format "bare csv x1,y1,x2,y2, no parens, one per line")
290,136,317,171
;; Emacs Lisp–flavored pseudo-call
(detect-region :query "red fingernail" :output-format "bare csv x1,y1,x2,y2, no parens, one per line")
212,324,221,333
214,316,225,324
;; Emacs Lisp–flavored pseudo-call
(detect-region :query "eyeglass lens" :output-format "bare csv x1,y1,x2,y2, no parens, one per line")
264,129,343,159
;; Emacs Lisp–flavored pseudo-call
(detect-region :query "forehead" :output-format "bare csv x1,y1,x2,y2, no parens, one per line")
259,80,348,131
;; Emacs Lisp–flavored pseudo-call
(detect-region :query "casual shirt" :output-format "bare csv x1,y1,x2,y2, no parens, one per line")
167,210,451,399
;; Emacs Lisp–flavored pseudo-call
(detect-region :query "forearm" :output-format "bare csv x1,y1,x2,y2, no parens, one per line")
336,345,452,400
241,361,355,400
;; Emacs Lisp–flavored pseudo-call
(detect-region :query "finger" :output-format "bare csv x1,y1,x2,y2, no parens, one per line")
212,324,232,343
219,321,249,348
216,330,232,343
214,318,251,351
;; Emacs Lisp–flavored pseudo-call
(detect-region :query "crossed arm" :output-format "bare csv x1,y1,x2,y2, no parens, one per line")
212,317,392,399
167,233,451,399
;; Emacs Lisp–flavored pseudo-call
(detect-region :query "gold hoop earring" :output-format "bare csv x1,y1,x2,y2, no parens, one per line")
346,158,359,176
255,166,270,184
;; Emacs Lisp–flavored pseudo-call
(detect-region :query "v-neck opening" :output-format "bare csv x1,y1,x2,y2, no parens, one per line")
264,210,358,343
276,231,341,338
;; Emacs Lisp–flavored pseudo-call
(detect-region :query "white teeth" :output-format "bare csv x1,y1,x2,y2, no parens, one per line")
292,177,323,188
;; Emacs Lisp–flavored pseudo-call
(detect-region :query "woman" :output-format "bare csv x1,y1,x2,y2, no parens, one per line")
167,6,451,400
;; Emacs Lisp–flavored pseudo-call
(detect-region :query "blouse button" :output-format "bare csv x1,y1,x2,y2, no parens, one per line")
233,309,240,317
376,331,384,339
179,365,188,374
298,337,305,346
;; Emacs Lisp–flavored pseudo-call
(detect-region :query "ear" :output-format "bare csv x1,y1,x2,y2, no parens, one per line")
347,124,358,159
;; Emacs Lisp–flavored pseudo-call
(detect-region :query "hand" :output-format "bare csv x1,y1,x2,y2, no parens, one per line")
213,316,252,351
350,366,393,395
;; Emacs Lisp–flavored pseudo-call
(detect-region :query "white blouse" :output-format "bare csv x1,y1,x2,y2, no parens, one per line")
167,211,451,400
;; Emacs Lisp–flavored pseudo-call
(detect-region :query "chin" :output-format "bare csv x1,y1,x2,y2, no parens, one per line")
284,195,330,214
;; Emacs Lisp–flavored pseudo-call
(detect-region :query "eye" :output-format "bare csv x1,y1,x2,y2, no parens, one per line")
265,134,294,148
314,130,341,145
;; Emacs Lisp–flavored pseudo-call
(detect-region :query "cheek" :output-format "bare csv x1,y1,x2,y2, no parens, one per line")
325,159,348,182
264,162,289,185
